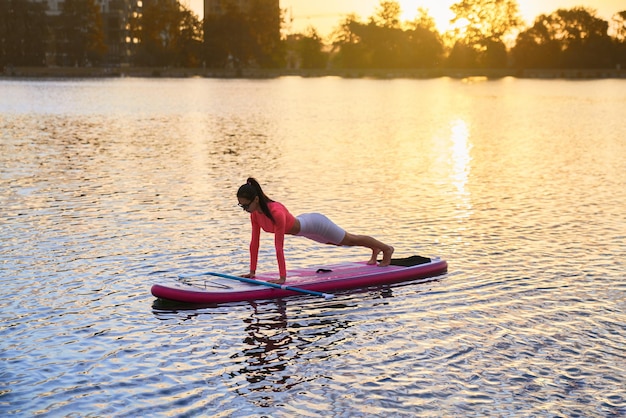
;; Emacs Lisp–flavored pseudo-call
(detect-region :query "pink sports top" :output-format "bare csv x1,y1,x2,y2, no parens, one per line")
249,201,296,277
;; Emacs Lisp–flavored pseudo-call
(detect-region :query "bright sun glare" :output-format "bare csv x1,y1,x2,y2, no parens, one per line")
395,0,456,31
188,0,537,36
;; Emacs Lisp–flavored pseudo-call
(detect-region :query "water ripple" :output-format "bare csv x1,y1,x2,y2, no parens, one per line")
1,78,625,416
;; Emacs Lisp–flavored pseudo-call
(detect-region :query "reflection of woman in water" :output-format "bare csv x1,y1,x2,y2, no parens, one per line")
237,178,394,284
237,300,352,392
240,300,291,387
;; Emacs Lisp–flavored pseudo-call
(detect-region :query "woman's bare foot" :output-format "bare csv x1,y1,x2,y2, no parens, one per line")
367,249,380,265
379,246,394,267
267,277,286,285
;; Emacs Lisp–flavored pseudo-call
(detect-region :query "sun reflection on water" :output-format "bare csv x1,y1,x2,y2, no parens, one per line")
449,118,473,218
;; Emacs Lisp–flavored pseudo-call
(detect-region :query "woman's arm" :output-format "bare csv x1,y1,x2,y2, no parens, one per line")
248,220,261,277
273,210,288,281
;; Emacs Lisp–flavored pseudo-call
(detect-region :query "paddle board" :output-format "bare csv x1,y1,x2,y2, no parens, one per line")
151,255,447,304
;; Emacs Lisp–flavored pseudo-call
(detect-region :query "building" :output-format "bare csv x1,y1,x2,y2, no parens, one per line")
98,0,141,66
205,0,250,17
35,0,62,16
28,0,142,66
203,0,279,19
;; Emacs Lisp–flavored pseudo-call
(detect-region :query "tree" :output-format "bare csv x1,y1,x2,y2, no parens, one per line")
330,2,444,69
610,11,626,68
330,14,369,68
203,8,249,68
558,8,613,68
449,0,522,44
248,0,284,67
366,0,407,67
0,0,47,67
295,28,327,69
132,0,178,66
447,0,523,68
131,1,202,67
511,13,561,68
410,7,438,32
372,1,402,29
330,1,399,68
58,0,106,66
405,8,445,67
512,7,614,68
447,41,480,68
333,16,407,68
173,5,203,67
203,0,283,68
611,11,626,41
331,2,407,69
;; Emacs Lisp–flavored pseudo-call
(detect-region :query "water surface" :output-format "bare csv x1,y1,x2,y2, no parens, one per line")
1,77,625,416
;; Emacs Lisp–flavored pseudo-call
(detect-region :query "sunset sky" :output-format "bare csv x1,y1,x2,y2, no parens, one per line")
185,0,625,36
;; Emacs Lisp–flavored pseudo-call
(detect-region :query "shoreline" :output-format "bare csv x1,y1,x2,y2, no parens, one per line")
2,66,624,79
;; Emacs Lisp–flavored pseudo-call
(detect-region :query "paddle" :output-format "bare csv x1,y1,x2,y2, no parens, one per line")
178,271,334,300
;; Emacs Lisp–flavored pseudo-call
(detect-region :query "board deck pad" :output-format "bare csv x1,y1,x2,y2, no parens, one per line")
387,255,431,267
151,255,447,304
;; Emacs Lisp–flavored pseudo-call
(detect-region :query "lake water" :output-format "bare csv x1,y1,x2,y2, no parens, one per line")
1,76,625,417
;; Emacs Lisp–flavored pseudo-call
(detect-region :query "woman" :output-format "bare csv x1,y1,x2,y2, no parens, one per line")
237,178,394,284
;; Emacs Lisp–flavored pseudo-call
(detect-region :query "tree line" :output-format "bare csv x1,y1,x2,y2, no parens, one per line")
1,0,625,70
327,0,626,70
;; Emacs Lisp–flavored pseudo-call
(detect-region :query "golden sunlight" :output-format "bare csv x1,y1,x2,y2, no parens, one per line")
189,0,622,38
449,118,473,220
450,118,471,196
396,0,456,31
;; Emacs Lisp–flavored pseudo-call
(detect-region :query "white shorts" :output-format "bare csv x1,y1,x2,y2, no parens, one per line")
296,213,346,245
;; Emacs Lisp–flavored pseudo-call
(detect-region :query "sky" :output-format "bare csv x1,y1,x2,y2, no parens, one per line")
185,0,625,36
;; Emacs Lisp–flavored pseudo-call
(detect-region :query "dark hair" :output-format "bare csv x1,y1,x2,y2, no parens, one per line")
237,177,275,223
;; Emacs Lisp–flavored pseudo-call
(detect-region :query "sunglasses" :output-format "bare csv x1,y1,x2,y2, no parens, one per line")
238,200,254,211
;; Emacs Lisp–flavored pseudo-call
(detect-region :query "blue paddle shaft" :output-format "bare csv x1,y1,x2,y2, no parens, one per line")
181,271,334,299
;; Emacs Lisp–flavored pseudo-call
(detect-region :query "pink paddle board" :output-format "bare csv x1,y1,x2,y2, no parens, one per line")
151,255,447,304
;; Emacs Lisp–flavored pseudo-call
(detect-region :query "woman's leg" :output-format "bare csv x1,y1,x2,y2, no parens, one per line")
297,214,394,266
340,232,394,266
